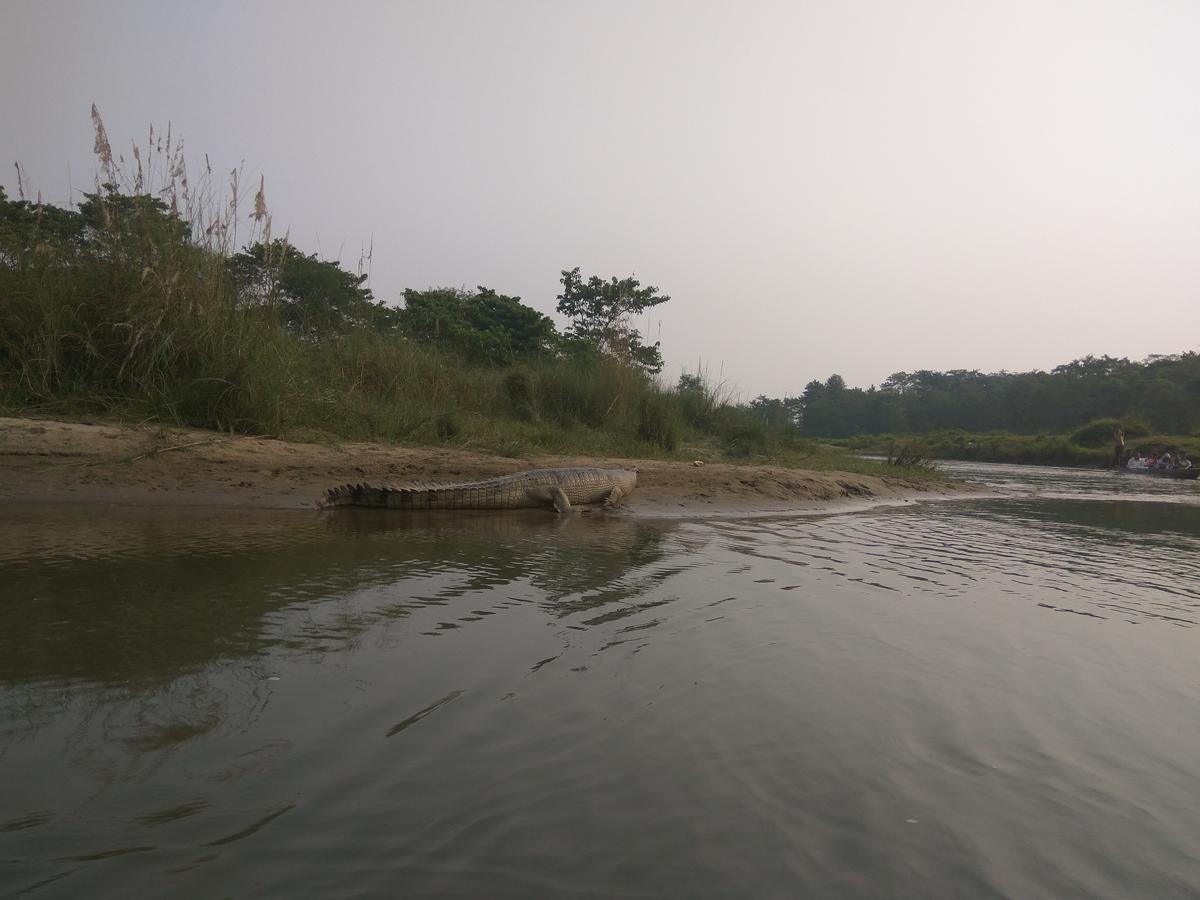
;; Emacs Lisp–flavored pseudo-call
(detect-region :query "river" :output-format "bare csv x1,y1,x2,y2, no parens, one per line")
2,462,1199,898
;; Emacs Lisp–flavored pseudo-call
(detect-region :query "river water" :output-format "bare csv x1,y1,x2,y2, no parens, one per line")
2,463,1199,898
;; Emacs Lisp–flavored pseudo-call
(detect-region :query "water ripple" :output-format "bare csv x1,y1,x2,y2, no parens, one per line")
4,465,1200,898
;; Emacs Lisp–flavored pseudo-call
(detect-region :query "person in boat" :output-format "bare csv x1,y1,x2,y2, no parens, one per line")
1113,426,1126,467
1158,452,1174,470
1127,452,1147,471
1178,453,1193,469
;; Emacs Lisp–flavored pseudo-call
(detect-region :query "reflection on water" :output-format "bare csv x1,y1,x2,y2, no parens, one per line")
3,465,1200,898
0,509,672,687
943,458,1200,507
716,499,1200,627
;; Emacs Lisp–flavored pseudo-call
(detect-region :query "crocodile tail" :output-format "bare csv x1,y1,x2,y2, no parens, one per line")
320,483,366,508
319,483,446,509
319,483,401,509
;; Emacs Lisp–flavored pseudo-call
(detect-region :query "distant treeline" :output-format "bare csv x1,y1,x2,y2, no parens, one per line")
779,357,1200,438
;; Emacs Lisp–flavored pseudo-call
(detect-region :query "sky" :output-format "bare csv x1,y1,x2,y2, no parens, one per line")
3,0,1199,398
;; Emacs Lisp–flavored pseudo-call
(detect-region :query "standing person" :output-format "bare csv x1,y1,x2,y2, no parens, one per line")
1113,425,1126,467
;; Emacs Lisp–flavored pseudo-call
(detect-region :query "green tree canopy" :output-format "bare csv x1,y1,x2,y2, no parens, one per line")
399,286,557,364
0,186,87,265
555,267,670,373
229,239,390,337
789,353,1200,437
1,185,190,271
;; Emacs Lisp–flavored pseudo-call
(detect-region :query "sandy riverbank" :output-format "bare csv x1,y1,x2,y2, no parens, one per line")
0,417,976,516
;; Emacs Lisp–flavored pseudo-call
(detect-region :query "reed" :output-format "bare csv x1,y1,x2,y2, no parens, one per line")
0,110,929,477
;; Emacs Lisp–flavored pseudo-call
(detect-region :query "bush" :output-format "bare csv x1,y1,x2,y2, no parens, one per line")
676,372,721,428
714,408,772,457
503,368,534,420
636,391,681,451
435,413,460,442
529,360,613,427
886,440,935,468
1069,418,1150,447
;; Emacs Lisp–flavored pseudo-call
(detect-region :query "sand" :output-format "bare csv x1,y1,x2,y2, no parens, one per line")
0,416,973,517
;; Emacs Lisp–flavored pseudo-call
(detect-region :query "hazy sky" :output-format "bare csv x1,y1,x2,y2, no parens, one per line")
4,1,1199,397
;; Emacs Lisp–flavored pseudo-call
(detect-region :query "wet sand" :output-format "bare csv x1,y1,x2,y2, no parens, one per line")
0,416,973,516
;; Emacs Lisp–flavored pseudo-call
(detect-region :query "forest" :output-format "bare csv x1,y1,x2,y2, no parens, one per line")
790,356,1200,438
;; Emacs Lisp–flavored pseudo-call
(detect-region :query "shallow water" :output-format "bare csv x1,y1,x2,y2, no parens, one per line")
3,463,1199,897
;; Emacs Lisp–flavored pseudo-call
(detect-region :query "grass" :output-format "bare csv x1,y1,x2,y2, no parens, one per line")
1,110,937,480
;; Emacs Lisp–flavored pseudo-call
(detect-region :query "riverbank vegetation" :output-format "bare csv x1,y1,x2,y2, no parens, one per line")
0,110,919,477
791,359,1200,440
835,427,1200,472
788,359,1200,467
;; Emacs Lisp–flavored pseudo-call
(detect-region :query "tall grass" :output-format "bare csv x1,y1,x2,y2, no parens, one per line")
2,108,275,426
0,110,923,475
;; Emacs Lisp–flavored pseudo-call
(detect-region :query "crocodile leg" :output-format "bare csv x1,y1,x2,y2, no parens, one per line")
524,484,573,512
549,486,572,513
603,486,625,508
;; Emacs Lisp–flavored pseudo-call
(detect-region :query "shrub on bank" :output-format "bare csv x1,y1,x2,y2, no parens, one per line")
0,181,748,458
1069,418,1150,447
0,112,928,475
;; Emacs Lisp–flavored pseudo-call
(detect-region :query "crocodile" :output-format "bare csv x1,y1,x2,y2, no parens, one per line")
318,466,638,513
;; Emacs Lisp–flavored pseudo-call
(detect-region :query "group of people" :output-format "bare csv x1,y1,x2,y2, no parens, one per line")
1125,450,1193,471
1113,426,1193,470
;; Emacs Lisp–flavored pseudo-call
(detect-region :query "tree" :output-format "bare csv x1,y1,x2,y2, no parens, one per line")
793,353,1200,437
399,286,557,364
555,267,670,373
76,185,192,249
750,395,795,430
1141,378,1192,433
229,239,390,337
2,185,194,278
0,186,86,266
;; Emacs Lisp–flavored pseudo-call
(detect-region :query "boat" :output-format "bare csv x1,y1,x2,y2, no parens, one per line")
1121,465,1199,480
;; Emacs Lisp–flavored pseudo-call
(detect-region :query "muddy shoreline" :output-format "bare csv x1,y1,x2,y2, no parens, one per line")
0,417,977,517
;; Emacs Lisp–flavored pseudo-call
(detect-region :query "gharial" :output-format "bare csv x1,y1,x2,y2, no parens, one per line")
318,466,638,513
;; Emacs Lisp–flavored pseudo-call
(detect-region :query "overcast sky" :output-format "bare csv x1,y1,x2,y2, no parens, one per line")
4,1,1199,397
